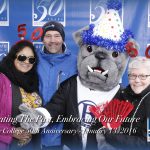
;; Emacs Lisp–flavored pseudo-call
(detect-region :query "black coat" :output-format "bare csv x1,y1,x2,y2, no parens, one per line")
45,75,82,150
44,75,122,150
86,85,150,150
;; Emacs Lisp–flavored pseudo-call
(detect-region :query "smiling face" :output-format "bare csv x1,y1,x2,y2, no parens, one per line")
43,30,63,54
77,44,128,91
129,68,150,94
14,46,35,73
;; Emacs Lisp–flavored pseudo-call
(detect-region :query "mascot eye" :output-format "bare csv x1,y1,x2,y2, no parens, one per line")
87,45,92,52
112,52,119,58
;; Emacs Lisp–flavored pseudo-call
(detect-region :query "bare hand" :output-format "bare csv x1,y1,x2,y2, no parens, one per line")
12,127,32,141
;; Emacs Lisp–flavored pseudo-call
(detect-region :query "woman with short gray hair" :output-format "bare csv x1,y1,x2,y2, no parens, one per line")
86,56,150,150
102,56,150,149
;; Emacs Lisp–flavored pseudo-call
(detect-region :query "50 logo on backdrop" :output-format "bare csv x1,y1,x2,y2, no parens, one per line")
0,42,9,61
0,0,9,26
32,0,66,26
33,42,43,52
90,0,123,24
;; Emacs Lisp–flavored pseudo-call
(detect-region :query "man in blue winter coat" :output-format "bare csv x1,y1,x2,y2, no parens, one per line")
36,21,77,150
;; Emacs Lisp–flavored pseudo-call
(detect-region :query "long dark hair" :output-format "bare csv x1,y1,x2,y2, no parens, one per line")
0,40,39,93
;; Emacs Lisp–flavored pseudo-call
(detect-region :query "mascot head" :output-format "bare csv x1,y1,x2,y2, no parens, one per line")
73,0,139,91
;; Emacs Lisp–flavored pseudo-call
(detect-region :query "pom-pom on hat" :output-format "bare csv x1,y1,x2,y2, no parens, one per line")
82,0,134,53
41,21,65,41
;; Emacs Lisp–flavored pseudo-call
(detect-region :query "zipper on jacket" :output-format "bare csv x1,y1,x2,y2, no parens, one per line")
57,71,62,90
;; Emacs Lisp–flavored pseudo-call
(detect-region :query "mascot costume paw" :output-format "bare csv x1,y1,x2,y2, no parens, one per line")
16,0,139,150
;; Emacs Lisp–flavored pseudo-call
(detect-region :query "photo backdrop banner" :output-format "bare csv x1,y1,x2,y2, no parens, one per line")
0,0,150,86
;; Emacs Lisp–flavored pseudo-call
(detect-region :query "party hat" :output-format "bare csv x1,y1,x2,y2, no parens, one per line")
82,0,134,52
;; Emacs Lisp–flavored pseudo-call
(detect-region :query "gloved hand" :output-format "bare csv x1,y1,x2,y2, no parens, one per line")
16,103,46,131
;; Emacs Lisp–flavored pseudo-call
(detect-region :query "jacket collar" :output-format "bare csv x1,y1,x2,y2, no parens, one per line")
125,84,150,98
39,45,71,65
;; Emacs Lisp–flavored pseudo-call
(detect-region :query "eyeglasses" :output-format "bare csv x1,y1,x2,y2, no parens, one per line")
16,55,36,64
128,74,150,80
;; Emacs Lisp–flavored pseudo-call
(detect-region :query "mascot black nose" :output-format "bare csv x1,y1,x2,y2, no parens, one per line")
95,52,106,60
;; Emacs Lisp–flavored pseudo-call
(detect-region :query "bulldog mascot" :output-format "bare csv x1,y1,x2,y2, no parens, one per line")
17,0,139,150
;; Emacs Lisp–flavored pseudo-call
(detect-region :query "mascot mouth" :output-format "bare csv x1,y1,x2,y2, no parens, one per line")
87,65,109,78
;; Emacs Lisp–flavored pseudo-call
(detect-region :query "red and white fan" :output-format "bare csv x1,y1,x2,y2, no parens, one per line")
89,99,134,129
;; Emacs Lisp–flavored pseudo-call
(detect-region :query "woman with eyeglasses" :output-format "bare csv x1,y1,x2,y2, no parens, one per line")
86,56,150,150
0,40,42,150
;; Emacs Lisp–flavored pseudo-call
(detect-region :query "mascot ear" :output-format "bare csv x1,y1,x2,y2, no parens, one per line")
125,38,140,57
72,26,89,46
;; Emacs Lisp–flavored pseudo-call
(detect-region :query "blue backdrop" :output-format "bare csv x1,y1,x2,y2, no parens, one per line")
0,0,150,86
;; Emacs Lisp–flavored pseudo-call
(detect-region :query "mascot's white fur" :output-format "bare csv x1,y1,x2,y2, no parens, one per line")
17,1,139,150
